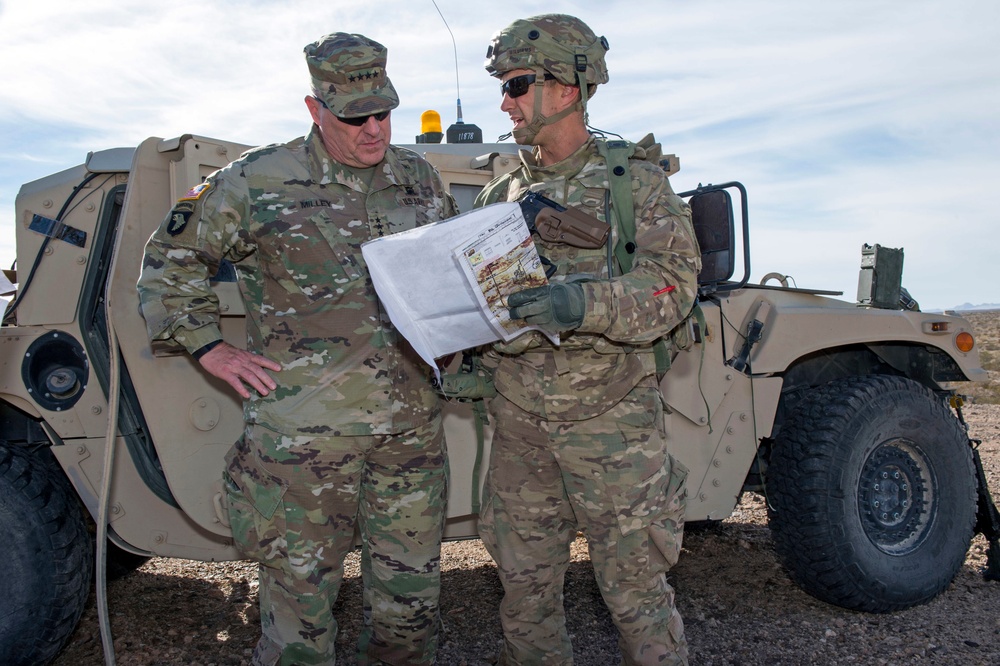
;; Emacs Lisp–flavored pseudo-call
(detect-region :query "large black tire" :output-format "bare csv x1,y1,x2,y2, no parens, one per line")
0,445,93,665
766,375,977,612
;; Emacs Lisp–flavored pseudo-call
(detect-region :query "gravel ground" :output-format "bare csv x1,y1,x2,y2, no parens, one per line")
53,403,1000,666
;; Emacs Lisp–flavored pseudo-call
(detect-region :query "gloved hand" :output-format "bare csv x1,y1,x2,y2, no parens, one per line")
507,282,586,332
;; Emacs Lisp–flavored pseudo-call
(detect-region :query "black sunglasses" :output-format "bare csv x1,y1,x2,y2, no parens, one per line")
337,110,391,126
501,73,555,99
315,97,390,126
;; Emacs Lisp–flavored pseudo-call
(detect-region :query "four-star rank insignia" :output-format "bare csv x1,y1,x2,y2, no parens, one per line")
348,69,381,83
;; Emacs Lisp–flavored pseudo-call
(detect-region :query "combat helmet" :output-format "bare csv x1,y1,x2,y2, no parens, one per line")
485,14,609,141
486,14,609,87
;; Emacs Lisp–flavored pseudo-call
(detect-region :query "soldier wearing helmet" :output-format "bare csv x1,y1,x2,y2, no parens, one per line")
474,14,700,666
484,13,609,146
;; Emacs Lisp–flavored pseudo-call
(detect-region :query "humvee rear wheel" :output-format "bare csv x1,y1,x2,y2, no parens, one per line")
766,375,977,612
0,445,93,665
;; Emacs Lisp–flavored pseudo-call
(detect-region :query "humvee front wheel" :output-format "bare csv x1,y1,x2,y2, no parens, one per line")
766,375,977,612
0,445,93,665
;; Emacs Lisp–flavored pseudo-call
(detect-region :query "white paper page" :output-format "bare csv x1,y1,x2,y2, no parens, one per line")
362,202,526,373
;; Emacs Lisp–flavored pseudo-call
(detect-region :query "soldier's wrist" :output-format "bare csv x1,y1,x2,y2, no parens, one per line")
176,324,224,357
192,339,223,360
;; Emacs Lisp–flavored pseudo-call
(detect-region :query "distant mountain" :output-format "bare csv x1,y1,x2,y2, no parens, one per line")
950,303,1000,312
925,302,1000,314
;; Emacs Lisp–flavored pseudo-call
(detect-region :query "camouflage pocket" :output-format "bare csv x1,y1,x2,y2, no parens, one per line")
261,210,363,304
224,456,289,566
612,456,687,581
385,205,417,232
648,458,688,570
310,212,364,283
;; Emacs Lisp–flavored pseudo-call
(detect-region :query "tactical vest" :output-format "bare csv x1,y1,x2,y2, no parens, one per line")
480,135,700,377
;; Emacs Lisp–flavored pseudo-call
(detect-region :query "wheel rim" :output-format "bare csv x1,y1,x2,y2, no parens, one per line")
858,438,935,555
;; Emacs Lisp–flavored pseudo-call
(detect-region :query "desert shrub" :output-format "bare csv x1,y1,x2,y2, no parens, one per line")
975,384,1000,405
981,349,999,373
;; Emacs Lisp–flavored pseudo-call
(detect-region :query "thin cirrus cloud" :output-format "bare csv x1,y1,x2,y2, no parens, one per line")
0,0,997,309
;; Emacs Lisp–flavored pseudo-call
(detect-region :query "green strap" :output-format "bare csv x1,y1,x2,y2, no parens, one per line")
653,338,672,378
470,399,489,514
597,138,680,377
597,139,709,388
596,139,637,274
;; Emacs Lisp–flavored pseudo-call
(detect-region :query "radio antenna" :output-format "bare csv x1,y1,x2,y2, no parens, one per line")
431,0,463,123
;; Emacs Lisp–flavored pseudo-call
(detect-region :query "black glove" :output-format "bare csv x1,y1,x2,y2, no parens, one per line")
507,282,586,332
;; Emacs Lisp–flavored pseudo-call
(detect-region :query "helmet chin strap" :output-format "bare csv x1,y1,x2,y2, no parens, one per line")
577,69,591,126
511,67,581,144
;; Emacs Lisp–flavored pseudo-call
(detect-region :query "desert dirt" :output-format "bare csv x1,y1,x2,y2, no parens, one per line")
52,312,1000,666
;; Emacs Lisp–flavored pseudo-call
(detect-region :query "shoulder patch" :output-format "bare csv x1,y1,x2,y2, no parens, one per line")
179,181,211,201
166,201,195,236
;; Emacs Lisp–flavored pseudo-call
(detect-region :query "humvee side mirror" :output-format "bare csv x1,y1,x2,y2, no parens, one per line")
689,189,735,286
680,182,750,295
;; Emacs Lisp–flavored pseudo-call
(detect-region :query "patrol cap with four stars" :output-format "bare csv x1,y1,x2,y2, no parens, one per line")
304,32,399,119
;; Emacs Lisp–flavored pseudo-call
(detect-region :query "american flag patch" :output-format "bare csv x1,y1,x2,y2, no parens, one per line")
179,181,211,201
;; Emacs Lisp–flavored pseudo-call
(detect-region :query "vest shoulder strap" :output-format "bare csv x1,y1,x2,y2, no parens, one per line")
595,138,638,274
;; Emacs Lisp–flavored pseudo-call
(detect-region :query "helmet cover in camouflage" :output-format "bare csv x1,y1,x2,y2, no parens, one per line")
304,32,399,118
485,14,609,87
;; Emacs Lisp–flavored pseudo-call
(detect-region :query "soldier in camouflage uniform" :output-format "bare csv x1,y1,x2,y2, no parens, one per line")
137,33,458,666
474,15,701,665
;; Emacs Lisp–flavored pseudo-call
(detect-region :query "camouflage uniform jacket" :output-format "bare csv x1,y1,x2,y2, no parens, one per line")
475,137,701,421
138,127,458,436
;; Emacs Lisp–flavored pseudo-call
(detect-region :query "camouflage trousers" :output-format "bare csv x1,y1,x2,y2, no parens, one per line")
478,388,688,666
224,419,448,666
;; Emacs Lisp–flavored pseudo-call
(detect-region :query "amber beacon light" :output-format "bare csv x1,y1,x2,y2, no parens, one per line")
416,110,444,144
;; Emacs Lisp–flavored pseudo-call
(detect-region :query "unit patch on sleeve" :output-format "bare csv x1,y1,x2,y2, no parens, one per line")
166,201,196,236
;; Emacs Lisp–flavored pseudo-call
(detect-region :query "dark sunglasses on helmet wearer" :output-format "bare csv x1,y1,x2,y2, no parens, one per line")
501,73,556,99
314,97,390,126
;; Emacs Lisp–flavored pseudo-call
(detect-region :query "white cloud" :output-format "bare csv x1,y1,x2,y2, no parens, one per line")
0,0,998,309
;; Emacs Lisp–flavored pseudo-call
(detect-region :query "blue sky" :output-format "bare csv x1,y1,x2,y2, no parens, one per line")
1,0,997,310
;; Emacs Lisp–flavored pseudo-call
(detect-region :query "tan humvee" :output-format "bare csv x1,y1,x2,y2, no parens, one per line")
1,134,992,665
